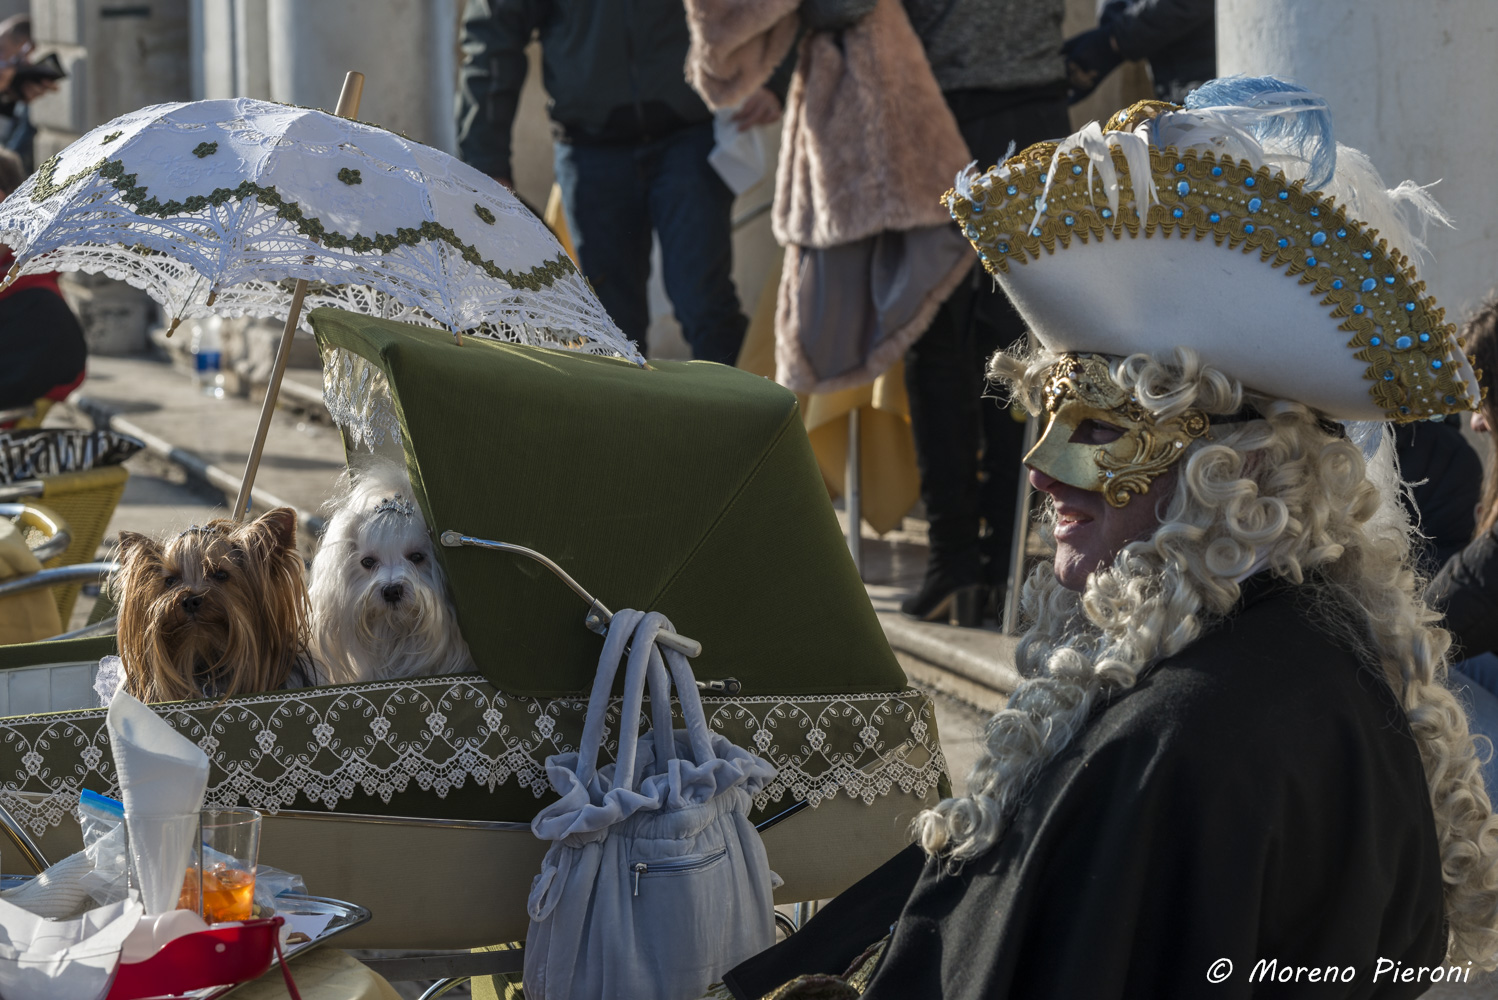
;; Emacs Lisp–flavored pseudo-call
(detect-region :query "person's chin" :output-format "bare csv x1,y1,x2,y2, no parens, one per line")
1052,543,1095,592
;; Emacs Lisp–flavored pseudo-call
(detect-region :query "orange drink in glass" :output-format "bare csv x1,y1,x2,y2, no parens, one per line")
179,808,261,923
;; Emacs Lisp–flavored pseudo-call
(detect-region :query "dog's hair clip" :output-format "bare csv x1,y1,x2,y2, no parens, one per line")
372,494,417,518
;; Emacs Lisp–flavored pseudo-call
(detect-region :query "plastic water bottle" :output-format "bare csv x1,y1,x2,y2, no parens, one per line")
191,317,225,399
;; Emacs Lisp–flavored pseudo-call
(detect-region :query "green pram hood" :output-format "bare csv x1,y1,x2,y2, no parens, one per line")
310,308,907,698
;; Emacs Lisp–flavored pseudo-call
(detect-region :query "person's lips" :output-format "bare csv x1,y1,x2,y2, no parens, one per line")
1053,504,1094,542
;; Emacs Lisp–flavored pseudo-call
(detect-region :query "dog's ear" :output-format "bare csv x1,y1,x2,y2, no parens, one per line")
116,531,162,564
250,507,298,552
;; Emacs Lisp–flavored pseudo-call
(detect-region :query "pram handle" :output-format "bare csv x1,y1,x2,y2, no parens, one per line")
439,531,705,659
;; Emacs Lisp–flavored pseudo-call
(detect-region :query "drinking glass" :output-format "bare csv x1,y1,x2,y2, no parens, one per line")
178,807,260,923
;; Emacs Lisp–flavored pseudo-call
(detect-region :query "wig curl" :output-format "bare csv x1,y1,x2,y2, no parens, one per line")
914,346,1498,967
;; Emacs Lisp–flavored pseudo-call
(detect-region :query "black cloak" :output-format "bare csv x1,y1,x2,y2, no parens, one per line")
728,577,1449,998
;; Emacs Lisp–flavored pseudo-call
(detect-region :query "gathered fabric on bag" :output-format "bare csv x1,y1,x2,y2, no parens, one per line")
525,610,778,1000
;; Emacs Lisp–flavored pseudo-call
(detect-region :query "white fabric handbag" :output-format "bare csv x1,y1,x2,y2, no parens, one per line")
524,610,778,1000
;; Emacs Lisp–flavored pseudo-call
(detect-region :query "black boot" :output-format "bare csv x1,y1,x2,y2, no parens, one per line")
899,573,986,626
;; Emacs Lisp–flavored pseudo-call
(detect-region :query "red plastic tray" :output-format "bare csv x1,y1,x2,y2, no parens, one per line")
107,916,283,1000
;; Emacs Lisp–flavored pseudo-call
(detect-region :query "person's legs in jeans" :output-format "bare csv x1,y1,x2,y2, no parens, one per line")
646,121,747,365
554,140,654,352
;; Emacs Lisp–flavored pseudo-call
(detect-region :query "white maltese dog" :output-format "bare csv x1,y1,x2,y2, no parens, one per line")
309,463,474,683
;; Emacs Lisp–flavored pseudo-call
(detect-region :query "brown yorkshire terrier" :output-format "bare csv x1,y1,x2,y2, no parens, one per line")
114,507,312,702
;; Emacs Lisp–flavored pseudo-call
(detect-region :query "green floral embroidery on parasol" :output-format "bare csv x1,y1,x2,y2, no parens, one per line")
101,131,122,144
193,141,219,158
474,204,495,224
27,155,582,291
338,167,362,185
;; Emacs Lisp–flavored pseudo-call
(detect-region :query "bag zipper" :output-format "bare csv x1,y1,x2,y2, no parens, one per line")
631,847,729,896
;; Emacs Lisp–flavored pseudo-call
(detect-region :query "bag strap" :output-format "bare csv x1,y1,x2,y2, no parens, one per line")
660,638,717,768
609,614,662,793
576,607,645,787
634,611,716,769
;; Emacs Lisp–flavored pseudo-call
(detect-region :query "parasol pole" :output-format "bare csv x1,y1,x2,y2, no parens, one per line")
233,70,364,520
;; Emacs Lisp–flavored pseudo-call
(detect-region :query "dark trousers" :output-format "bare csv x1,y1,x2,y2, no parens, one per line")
553,120,748,365
904,90,1071,581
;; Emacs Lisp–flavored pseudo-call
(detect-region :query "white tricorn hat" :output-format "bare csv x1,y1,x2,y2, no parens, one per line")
945,76,1482,423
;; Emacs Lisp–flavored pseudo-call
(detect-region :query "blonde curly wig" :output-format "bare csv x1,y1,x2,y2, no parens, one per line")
914,346,1498,967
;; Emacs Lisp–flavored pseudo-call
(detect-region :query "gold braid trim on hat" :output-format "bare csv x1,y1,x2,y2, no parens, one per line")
946,114,1479,422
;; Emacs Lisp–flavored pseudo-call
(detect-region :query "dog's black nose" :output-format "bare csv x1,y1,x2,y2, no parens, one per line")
381,583,405,604
182,593,204,614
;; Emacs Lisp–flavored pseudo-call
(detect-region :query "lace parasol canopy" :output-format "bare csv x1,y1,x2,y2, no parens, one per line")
0,97,639,362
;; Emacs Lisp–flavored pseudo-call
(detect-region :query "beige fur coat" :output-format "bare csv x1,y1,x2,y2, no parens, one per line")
686,0,974,393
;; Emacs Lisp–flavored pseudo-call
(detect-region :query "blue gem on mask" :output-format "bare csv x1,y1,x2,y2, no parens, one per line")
1101,208,1113,218
1243,223,1255,233
1354,304,1365,314
1244,176,1256,187
1419,332,1430,343
1247,197,1262,213
1064,214,1075,226
1383,275,1395,285
1278,191,1290,201
1072,164,1083,175
1395,335,1412,350
1211,165,1223,177
997,242,1009,252
1370,336,1382,346
1209,212,1221,223
1405,302,1416,312
1173,207,1185,219
1277,237,1289,248
1031,227,1042,236
1332,278,1344,289
1362,250,1374,260
1400,406,1411,415
1446,395,1457,404
1336,228,1347,238
1310,207,1320,216
1432,359,1443,369
1039,173,1047,183
1383,370,1395,380
1174,162,1185,173
1176,180,1189,196
1306,256,1317,267
1006,185,1017,195
1311,231,1327,246
1361,278,1377,292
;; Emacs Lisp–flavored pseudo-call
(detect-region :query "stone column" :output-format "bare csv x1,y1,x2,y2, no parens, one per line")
1218,0,1498,318
265,0,456,152
27,0,192,354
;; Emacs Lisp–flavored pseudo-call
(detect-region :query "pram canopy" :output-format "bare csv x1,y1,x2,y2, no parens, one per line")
312,307,906,698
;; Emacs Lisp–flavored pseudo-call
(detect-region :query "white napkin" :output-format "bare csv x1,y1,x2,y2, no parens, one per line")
708,107,767,196
106,690,210,915
0,895,142,1000
119,908,208,964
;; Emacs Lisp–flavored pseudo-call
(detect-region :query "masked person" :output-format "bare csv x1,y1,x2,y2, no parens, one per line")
715,79,1498,999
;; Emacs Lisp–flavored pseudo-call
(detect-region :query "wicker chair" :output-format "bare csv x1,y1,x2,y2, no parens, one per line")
0,465,128,626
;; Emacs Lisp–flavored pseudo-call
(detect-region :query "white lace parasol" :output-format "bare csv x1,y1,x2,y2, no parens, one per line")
0,97,638,361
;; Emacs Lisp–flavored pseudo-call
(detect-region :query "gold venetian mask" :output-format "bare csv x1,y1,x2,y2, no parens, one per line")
1024,354,1209,507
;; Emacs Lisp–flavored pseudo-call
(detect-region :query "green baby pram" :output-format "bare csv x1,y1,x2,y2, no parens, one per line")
0,308,950,956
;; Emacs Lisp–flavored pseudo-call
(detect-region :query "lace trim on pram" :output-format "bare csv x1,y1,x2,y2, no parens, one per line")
321,345,402,452
0,677,948,836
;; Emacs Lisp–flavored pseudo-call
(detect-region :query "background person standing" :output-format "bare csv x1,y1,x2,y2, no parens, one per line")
899,0,1071,624
457,0,783,364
